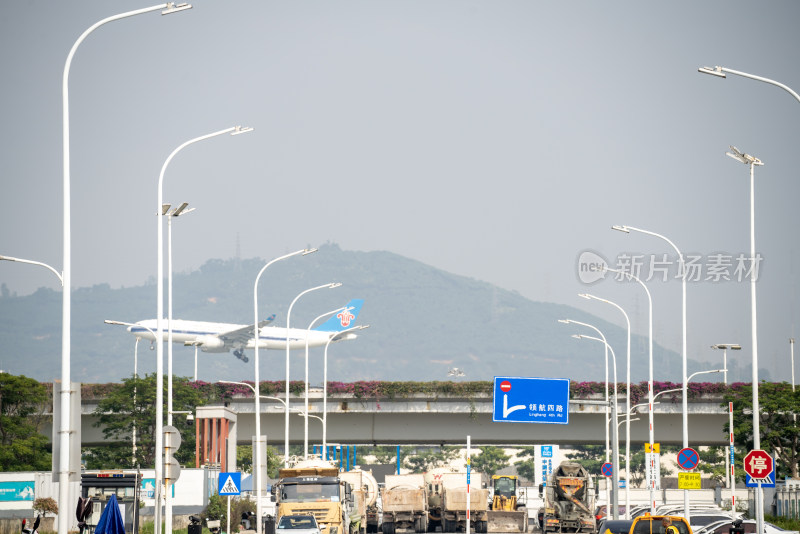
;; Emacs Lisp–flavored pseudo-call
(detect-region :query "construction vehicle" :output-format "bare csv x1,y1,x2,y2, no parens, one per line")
538,462,596,533
340,468,379,534
274,459,354,534
425,469,489,533
381,474,428,534
487,475,528,532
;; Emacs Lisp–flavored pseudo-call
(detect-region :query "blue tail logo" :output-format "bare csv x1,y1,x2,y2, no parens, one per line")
315,299,364,332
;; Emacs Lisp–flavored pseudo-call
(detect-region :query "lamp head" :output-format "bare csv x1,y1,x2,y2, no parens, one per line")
231,125,254,136
329,282,342,289
162,204,171,215
726,146,763,166
578,293,591,300
698,66,726,78
303,248,319,255
162,3,192,15
611,225,630,233
557,319,570,324
571,334,582,340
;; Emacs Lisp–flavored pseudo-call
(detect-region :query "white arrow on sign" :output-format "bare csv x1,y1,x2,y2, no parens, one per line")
503,394,525,418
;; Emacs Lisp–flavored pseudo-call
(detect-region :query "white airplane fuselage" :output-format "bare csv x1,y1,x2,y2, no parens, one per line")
129,319,356,353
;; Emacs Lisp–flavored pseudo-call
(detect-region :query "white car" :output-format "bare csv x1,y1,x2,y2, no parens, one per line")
277,514,326,534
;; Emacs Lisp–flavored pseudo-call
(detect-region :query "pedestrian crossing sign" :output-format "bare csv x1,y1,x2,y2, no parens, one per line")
219,472,241,496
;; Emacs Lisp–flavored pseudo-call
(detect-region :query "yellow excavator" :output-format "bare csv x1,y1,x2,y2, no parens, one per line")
487,475,528,532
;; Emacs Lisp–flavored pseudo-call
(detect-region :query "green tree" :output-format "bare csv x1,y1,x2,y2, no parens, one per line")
723,382,800,478
237,444,283,479
404,446,460,473
471,446,509,476
514,447,537,483
0,373,51,471
565,444,606,475
84,373,206,469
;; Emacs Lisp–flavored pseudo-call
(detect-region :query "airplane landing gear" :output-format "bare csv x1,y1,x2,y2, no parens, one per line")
233,349,249,363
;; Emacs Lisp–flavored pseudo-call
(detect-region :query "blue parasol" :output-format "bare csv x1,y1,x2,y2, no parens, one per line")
95,494,125,534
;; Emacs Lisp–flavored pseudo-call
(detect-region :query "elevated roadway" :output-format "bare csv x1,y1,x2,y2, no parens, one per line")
74,390,731,446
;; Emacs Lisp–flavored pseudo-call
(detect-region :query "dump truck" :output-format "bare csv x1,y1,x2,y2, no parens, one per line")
381,474,428,534
487,475,528,532
274,459,354,534
340,468,379,534
425,469,489,533
538,462,596,533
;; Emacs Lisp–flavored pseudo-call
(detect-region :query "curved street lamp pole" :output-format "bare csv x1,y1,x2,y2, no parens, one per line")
251,249,315,534
284,283,341,467
321,325,369,456
157,125,252,534
303,305,350,459
603,265,656,513
578,293,631,518
60,6,191,532
613,224,689,520
559,319,619,519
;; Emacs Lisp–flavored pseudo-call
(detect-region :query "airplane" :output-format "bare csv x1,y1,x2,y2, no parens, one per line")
126,299,364,362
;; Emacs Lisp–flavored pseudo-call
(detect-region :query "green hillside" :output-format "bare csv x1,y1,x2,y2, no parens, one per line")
0,244,744,385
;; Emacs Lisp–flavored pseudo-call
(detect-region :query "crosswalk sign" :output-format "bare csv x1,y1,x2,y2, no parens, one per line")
219,472,241,496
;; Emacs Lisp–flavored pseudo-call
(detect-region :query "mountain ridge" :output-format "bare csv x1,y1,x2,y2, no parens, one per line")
0,243,741,385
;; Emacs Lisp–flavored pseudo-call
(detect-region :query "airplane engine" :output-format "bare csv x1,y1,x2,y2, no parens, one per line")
196,336,226,352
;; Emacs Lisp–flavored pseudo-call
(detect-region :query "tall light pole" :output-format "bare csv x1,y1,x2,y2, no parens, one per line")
571,332,620,519
104,319,157,468
303,305,350,459
164,202,194,534
156,125,251,534
559,319,619,518
322,325,369,455
711,344,741,386
578,293,631,518
725,147,764,467
61,7,190,532
284,283,341,467
603,266,656,513
252,249,315,534
612,224,690,519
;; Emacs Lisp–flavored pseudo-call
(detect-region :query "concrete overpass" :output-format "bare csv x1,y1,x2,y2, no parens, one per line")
74,389,731,447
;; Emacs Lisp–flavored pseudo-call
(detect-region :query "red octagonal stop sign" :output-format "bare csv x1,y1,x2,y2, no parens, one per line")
743,449,773,479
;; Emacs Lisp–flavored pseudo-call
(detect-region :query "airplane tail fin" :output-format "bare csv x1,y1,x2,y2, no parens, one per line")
314,299,364,332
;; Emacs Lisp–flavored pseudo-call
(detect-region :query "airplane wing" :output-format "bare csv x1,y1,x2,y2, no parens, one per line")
183,314,276,348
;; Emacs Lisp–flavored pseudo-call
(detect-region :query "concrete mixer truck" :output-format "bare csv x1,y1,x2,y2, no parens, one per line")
537,462,596,534
340,468,380,534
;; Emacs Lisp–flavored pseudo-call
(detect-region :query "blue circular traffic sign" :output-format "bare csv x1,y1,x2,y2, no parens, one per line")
677,447,699,470
601,462,613,477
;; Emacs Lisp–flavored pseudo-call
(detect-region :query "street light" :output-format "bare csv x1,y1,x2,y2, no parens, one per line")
698,66,800,104
322,325,369,456
252,249,315,534
156,125,252,534
560,319,619,518
711,344,742,385
612,224,690,520
578,292,632,518
297,411,325,452
104,319,156,467
284,283,341,467
62,5,191,533
303,305,352,459
603,265,657,513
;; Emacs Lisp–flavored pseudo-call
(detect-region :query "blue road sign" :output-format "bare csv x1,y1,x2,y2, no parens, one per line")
492,377,570,424
219,472,241,496
746,471,776,488
677,447,699,470
601,462,613,477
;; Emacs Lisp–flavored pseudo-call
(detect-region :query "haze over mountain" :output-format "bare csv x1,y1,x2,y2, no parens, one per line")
0,244,760,385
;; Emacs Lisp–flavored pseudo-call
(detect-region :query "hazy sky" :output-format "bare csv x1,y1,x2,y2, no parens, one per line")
1,1,799,381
